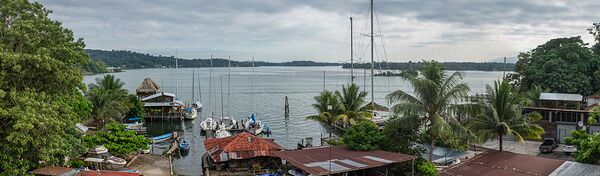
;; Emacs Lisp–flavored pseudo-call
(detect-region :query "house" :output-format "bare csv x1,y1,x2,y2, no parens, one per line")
274,146,416,176
523,93,589,143
441,150,600,176
140,92,184,120
202,132,283,175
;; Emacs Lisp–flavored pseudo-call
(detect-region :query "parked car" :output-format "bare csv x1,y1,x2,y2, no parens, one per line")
539,138,559,153
563,145,577,154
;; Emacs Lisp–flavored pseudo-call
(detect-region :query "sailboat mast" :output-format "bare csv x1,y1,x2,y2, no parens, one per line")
221,76,224,117
192,67,195,102
228,56,231,116
176,49,179,96
370,0,375,111
209,54,213,116
251,57,255,113
350,17,354,84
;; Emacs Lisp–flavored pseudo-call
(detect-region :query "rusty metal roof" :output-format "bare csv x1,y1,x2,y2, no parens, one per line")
442,151,565,176
203,132,283,162
76,170,140,176
274,146,416,175
28,166,77,176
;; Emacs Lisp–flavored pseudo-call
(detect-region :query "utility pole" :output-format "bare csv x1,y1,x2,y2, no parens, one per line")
370,0,375,113
350,16,354,84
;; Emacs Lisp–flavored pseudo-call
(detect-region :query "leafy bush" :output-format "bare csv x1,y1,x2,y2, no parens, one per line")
342,121,385,151
565,130,600,164
66,159,85,168
417,159,438,176
83,123,150,157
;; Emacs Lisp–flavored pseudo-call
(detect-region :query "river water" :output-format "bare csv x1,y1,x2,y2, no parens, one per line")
83,66,503,175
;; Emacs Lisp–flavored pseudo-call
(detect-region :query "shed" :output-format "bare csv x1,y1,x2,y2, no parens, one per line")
204,132,283,163
442,151,565,176
274,146,415,175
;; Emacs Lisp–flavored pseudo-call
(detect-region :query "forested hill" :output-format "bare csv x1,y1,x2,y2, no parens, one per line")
85,49,340,69
344,61,515,71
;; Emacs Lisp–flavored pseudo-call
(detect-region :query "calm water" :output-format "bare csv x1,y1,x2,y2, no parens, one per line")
83,66,504,175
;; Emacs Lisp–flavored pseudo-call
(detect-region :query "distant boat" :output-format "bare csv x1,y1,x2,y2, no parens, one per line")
215,129,232,138
183,107,198,120
179,140,190,151
200,117,218,131
150,133,173,143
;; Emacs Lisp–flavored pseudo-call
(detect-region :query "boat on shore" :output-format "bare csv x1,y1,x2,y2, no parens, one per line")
200,117,218,131
150,133,173,143
85,145,127,169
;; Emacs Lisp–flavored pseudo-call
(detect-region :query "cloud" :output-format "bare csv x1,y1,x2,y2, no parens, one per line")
40,0,599,62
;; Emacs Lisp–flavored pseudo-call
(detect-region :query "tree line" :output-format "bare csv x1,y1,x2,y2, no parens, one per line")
85,49,342,69
344,61,516,71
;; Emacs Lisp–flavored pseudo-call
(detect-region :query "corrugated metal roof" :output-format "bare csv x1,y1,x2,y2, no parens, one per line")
141,92,176,101
28,166,77,176
275,146,415,175
442,151,565,176
549,161,600,176
203,132,283,162
539,93,583,102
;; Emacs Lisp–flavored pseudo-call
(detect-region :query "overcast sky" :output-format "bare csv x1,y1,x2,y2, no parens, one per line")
41,0,599,62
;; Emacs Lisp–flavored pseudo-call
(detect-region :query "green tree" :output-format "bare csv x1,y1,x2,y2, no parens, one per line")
342,121,385,151
306,91,343,126
508,37,599,95
467,81,544,151
588,22,600,55
83,123,150,157
127,94,145,118
87,75,131,128
0,0,91,174
335,84,371,126
386,61,475,160
565,130,600,164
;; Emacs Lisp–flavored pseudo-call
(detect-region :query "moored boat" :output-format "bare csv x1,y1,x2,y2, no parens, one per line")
245,114,263,135
183,107,198,120
215,129,232,138
150,133,173,143
219,116,237,130
200,117,218,131
179,140,190,151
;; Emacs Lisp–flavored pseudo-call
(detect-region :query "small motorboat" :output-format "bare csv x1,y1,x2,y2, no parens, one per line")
200,117,218,131
179,140,190,151
183,107,198,120
219,116,237,130
194,101,203,110
215,129,232,138
150,133,173,143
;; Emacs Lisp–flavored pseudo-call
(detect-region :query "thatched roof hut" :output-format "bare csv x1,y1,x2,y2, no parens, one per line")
136,77,160,97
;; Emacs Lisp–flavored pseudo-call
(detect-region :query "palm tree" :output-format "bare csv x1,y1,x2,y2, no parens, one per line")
306,91,342,126
335,84,371,127
466,80,544,151
87,75,130,128
386,61,474,160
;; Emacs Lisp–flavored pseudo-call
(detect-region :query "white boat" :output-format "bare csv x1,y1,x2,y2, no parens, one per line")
86,145,127,169
215,129,232,138
194,101,203,110
219,116,237,130
244,114,263,135
200,117,218,131
184,107,198,120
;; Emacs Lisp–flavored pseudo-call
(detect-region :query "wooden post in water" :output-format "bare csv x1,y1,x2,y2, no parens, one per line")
284,96,289,118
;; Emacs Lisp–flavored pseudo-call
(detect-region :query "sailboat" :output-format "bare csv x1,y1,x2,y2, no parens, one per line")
218,57,237,132
200,55,217,131
193,67,203,110
184,68,198,120
244,58,264,135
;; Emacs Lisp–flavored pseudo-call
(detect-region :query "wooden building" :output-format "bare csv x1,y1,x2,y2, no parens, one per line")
523,93,590,143
136,77,183,120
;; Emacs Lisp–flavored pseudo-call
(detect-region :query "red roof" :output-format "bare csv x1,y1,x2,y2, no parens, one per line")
274,146,416,175
77,170,140,176
442,151,565,176
203,132,283,162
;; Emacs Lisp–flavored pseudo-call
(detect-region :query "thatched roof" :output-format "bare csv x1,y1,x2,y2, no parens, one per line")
136,77,160,93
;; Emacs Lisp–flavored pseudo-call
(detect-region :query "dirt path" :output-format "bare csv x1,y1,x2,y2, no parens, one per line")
128,154,171,176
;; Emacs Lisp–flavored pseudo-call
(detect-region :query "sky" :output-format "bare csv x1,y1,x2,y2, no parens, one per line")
41,0,599,62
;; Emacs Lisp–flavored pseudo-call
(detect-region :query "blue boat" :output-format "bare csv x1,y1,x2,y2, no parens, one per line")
150,133,173,143
179,140,190,151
